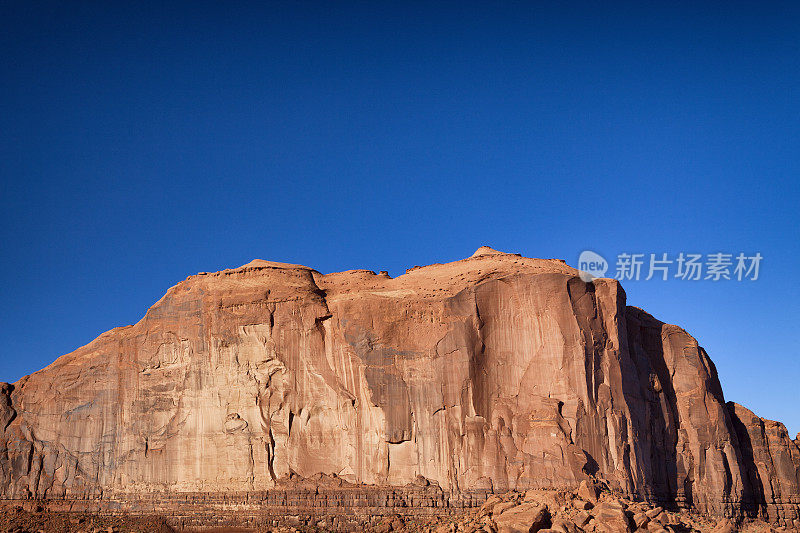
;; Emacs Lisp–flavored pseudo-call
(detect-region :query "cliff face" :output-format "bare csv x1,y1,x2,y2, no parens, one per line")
0,249,797,525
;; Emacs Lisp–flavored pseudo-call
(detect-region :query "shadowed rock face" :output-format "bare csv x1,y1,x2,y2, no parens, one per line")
727,402,800,525
0,251,797,525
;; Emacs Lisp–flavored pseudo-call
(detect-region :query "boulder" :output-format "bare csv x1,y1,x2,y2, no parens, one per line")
573,511,591,527
592,500,631,532
632,511,649,529
577,481,599,504
548,518,579,533
493,503,551,533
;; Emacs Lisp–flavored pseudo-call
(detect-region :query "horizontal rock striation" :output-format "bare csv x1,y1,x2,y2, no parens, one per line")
7,477,486,531
0,249,798,527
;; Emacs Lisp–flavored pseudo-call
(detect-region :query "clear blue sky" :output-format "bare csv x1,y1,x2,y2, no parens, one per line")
1,2,798,436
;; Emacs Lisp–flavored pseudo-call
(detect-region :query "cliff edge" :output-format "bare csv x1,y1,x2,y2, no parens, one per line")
1,248,798,527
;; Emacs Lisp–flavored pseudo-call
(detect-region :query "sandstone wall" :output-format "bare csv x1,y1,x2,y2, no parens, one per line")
1,250,797,525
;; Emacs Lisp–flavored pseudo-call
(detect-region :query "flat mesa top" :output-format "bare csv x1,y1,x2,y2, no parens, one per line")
35,247,585,374
175,247,582,304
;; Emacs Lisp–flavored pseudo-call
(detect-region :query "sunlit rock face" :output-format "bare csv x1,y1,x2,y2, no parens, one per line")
1,249,797,524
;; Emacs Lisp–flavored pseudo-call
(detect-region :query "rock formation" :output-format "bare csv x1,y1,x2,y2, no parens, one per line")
0,248,797,528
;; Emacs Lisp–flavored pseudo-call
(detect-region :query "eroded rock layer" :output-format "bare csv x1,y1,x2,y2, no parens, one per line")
1,249,798,527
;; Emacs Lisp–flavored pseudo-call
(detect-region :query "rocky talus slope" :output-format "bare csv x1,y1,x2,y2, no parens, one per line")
0,472,788,532
0,248,798,530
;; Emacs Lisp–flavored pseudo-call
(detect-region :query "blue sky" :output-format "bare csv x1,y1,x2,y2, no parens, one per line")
1,2,798,436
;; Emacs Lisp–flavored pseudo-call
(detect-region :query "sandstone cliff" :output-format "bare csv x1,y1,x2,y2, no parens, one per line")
1,248,797,527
